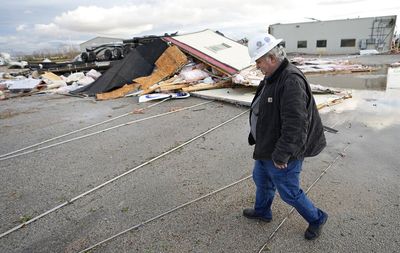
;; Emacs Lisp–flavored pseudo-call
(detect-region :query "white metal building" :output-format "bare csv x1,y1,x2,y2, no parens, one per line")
269,15,397,55
165,29,251,72
79,36,124,51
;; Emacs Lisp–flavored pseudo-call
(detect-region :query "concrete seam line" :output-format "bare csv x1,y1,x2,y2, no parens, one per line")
78,175,253,253
0,100,213,162
257,143,351,253
0,109,249,239
0,97,171,159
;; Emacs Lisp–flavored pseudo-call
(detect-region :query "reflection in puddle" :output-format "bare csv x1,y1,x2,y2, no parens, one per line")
319,67,400,130
387,67,400,89
307,68,388,90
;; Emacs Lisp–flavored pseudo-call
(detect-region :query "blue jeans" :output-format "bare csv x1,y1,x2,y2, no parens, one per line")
252,159,325,225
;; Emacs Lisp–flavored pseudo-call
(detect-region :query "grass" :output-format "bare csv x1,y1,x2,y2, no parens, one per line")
19,214,33,223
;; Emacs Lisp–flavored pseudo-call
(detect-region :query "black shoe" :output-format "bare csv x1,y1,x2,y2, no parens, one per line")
243,208,272,222
305,212,328,240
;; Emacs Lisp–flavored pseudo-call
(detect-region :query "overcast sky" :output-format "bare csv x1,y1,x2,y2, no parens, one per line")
1,0,399,55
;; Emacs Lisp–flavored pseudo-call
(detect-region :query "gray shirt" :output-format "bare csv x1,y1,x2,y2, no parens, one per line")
250,84,266,141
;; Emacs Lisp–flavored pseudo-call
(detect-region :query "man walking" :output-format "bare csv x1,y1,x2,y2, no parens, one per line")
243,33,328,240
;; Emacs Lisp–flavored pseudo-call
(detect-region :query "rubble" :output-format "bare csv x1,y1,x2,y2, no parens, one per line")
359,49,380,55
233,57,377,88
134,45,188,95
71,38,168,96
6,78,42,92
0,29,365,103
0,66,103,99
138,92,190,103
96,84,140,100
291,57,376,74
41,72,63,82
390,61,400,68
164,29,251,75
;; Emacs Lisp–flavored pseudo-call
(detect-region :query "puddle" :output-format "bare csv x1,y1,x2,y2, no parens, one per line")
387,67,400,89
318,67,400,129
307,67,388,90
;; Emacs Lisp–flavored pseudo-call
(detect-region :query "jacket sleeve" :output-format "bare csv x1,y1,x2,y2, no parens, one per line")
272,77,309,163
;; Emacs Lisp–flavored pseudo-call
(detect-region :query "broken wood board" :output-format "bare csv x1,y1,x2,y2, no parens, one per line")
41,72,63,81
133,45,188,89
96,83,140,100
315,93,352,110
182,80,232,92
141,81,189,95
159,84,189,92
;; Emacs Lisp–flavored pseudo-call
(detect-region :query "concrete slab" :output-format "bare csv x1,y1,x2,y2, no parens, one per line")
1,58,399,252
192,87,255,106
192,86,351,108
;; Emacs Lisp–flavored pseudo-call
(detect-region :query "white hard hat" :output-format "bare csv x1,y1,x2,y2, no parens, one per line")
248,33,283,62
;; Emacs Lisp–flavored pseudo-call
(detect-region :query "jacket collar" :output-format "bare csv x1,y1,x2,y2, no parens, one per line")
266,58,289,83
253,58,289,104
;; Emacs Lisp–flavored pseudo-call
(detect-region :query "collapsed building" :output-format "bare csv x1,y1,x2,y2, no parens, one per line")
2,29,385,106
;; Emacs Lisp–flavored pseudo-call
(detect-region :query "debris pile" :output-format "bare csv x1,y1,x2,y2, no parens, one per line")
291,57,376,74
76,29,251,101
233,57,376,87
390,61,400,68
0,29,381,103
0,68,102,99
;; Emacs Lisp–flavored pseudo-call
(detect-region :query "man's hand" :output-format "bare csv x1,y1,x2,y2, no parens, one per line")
273,161,287,169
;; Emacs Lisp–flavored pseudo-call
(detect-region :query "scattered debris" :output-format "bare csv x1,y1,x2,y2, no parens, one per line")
96,83,140,100
134,45,188,91
232,65,263,86
323,125,339,134
41,72,63,82
309,84,340,94
132,108,145,114
72,38,168,96
390,61,400,68
359,49,380,56
7,78,42,92
138,92,190,103
233,58,375,88
0,29,358,105
316,93,353,110
164,29,251,75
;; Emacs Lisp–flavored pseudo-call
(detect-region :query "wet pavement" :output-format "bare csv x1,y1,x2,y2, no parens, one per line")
0,57,400,252
266,65,400,253
315,67,400,128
